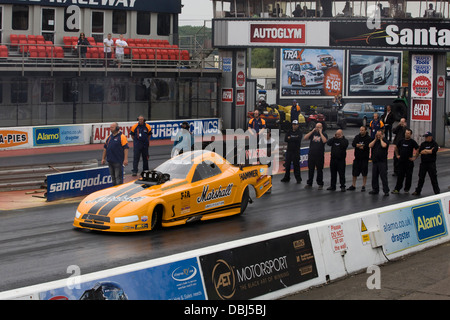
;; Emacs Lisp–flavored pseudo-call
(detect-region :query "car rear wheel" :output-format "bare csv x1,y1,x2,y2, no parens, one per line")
239,187,249,215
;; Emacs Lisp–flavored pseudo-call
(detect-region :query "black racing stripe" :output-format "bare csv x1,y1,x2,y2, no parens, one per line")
97,185,144,216
163,203,241,223
87,184,141,215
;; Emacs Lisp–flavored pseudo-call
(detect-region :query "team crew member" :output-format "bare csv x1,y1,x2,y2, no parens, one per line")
392,128,418,194
348,126,371,192
290,100,301,123
412,132,440,196
248,109,266,140
304,122,328,190
172,121,194,157
281,120,302,183
102,122,129,185
130,115,152,176
382,105,395,142
369,113,384,139
369,130,390,196
392,118,407,176
326,129,348,191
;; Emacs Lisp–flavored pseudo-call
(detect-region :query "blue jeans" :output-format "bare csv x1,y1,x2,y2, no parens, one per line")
108,162,123,185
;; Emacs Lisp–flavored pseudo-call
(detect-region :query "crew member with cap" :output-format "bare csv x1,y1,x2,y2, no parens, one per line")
281,120,302,183
130,115,152,176
412,131,440,196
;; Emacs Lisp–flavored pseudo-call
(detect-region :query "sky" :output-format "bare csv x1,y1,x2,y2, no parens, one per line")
180,0,214,26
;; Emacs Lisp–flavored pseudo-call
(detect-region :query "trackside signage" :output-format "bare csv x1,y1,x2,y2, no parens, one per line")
199,230,318,300
379,200,447,255
46,167,115,201
250,24,305,44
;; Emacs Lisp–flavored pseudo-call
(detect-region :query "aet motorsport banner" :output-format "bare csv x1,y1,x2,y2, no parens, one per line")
92,118,220,143
46,167,117,201
280,48,344,99
200,230,318,300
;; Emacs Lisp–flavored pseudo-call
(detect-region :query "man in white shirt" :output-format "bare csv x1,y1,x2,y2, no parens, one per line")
103,33,113,67
115,34,128,68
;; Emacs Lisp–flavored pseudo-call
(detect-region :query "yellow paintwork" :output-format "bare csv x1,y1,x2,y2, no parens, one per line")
73,151,272,232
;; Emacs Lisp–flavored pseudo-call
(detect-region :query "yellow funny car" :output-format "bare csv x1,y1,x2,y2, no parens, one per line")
73,150,272,232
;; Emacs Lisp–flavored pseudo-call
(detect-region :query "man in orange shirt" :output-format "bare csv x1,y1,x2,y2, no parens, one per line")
102,122,129,185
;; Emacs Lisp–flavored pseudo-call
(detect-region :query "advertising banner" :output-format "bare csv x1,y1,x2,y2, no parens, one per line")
39,257,205,300
200,230,318,300
280,48,344,99
33,125,85,147
379,200,447,255
46,167,115,202
411,54,433,99
0,128,32,150
92,118,220,144
330,20,450,51
347,50,401,97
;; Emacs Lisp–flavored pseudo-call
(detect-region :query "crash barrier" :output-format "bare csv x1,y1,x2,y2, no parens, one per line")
0,118,220,150
1,192,449,300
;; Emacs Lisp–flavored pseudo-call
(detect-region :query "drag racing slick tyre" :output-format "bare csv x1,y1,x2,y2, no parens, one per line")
239,186,249,215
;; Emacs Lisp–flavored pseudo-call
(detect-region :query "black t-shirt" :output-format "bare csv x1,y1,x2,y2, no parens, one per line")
396,138,419,162
419,140,439,163
371,138,389,163
308,131,328,157
352,133,372,160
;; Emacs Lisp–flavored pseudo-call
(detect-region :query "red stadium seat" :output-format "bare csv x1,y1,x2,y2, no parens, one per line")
10,34,19,48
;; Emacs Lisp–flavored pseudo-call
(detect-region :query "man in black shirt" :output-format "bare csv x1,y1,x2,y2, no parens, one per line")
281,120,303,183
369,130,390,196
392,128,418,194
392,118,407,176
348,126,372,192
412,131,440,196
304,122,328,189
326,129,348,191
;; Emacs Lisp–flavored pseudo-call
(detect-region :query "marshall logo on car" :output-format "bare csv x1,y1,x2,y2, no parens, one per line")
250,24,306,44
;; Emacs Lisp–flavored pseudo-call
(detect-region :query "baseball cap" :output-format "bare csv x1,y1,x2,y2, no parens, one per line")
423,131,433,137
292,120,299,124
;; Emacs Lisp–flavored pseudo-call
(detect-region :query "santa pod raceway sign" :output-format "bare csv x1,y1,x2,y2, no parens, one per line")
250,24,305,44
329,20,450,51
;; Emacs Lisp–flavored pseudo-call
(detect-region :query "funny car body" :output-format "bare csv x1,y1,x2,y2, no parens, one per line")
73,150,272,232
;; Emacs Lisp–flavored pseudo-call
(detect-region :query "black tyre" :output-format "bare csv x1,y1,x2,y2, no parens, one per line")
239,187,249,215
150,206,163,230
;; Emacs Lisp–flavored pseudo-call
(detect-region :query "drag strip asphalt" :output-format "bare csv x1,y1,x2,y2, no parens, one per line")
0,150,449,292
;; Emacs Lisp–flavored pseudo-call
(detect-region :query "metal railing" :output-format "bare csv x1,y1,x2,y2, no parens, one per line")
0,42,222,76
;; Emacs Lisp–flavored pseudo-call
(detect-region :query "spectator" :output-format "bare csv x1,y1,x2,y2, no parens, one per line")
102,122,129,185
103,33,114,67
412,132,440,196
369,113,384,139
382,105,395,142
115,34,128,68
171,121,193,157
304,122,328,189
369,130,390,196
392,117,407,176
75,32,90,67
130,115,152,176
424,3,436,17
292,4,303,17
392,128,418,194
326,129,348,191
281,120,302,184
347,126,372,192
